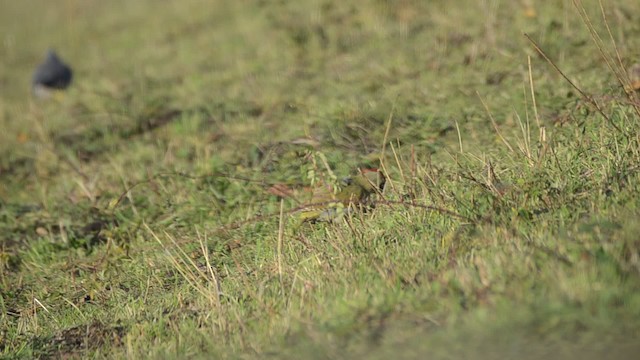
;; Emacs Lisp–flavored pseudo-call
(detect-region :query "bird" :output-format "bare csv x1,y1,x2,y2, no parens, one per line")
298,168,386,223
31,49,73,98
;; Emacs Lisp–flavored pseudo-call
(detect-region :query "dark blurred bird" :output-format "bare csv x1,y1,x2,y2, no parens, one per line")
32,49,73,98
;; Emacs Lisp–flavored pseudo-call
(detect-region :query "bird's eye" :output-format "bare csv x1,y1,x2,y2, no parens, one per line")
341,177,353,186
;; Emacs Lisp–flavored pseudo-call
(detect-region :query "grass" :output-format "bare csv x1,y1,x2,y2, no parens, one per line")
1,0,640,358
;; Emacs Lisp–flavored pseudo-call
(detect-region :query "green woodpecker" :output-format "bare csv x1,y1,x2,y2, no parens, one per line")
298,168,385,223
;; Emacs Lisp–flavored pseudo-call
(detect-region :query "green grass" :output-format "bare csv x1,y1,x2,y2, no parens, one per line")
2,0,640,358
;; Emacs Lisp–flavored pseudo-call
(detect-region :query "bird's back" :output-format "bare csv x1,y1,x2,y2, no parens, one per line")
32,50,73,89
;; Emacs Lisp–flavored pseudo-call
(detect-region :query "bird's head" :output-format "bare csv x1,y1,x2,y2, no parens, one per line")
356,168,386,192
45,49,62,64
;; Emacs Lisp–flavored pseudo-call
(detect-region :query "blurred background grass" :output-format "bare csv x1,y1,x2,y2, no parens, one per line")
1,0,640,358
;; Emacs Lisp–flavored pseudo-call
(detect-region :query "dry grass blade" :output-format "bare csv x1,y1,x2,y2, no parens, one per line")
380,96,398,161
277,199,285,290
524,33,622,133
527,56,541,130
147,224,222,310
476,91,516,153
572,0,625,85
197,228,223,310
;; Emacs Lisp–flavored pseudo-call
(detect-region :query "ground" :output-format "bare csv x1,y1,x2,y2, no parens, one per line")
1,0,640,358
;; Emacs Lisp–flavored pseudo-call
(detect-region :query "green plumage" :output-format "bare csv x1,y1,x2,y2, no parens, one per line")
298,169,385,223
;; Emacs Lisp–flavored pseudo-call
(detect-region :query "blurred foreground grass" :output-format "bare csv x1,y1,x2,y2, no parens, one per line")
1,0,640,358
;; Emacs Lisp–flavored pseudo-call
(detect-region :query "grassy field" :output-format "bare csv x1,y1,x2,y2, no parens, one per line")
2,0,640,358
